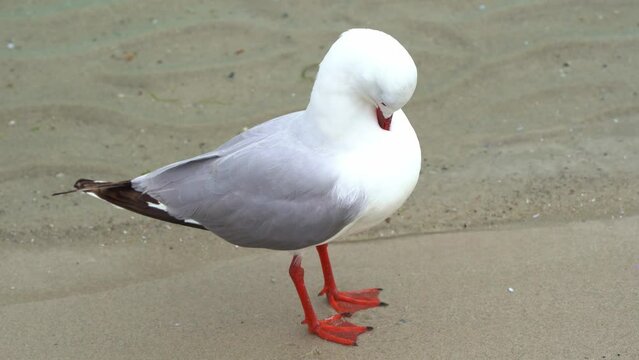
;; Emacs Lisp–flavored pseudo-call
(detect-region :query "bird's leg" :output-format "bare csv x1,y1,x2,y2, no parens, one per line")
289,255,371,346
316,244,386,313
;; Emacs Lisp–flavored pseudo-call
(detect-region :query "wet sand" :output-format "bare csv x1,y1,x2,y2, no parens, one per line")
1,0,638,358
2,217,638,359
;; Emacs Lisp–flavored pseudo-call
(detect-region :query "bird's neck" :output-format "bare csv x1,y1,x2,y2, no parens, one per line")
305,72,378,146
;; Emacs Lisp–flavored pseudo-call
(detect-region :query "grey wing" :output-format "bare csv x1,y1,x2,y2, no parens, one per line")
132,113,365,250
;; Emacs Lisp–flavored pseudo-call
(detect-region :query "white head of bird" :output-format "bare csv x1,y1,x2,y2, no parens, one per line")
307,28,418,130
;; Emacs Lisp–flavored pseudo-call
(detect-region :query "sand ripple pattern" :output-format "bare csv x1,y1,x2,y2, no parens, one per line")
1,0,638,280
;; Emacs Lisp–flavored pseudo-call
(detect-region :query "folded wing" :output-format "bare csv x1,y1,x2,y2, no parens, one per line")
132,113,365,250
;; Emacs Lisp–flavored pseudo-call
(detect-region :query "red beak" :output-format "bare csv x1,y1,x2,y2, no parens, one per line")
376,107,392,131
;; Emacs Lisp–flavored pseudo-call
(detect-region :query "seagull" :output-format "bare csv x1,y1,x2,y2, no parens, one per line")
54,28,420,346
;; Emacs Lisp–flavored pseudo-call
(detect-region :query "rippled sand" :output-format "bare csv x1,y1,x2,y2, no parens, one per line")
1,1,638,358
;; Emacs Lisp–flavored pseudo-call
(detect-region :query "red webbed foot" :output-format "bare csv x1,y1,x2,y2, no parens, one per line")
304,313,372,346
316,244,387,313
319,286,386,313
290,255,372,346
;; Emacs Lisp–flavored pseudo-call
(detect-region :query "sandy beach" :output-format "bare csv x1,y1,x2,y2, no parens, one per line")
1,0,638,358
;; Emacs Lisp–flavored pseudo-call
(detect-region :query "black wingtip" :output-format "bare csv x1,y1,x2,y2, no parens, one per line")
51,189,77,196
379,302,389,307
73,178,100,190
366,326,374,331
52,178,99,196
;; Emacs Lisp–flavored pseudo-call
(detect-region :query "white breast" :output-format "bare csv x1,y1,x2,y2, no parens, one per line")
334,109,421,236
